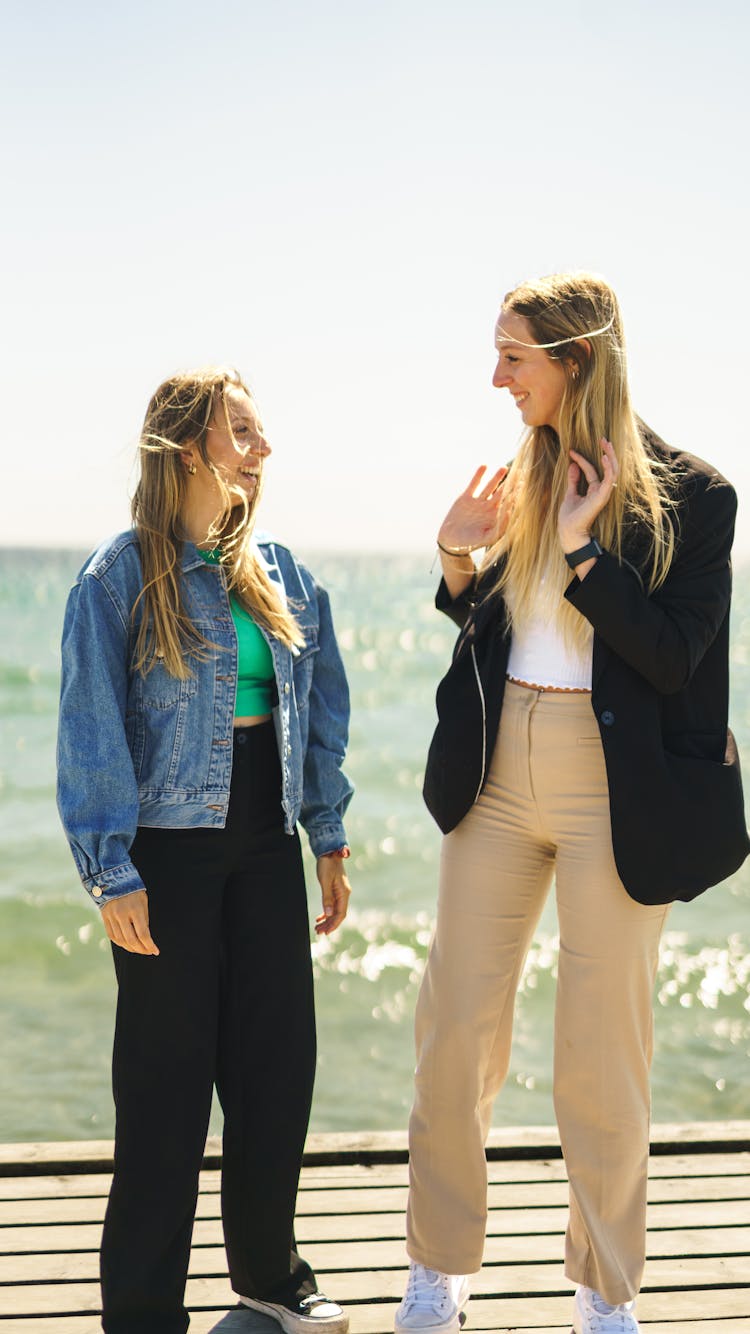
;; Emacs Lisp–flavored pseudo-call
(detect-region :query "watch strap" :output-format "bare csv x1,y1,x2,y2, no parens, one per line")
565,538,603,569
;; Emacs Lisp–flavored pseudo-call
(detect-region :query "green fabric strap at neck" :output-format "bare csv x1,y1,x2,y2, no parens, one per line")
197,548,274,716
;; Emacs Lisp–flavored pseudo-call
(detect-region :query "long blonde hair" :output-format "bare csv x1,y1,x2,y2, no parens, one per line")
482,272,677,650
131,366,303,677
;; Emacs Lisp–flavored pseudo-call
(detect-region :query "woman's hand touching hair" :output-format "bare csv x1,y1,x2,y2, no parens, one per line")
558,438,619,575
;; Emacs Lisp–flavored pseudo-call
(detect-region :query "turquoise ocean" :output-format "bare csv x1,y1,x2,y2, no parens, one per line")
1,547,749,1144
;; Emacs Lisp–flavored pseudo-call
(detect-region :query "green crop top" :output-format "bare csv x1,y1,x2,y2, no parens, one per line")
198,549,275,717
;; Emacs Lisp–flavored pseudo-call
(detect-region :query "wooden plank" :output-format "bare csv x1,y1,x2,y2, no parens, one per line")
305,1196,750,1238
0,1141,116,1174
296,1196,750,1239
7,1255,750,1318
299,1152,750,1188
3,1208,750,1264
5,1224,750,1285
283,1258,750,1298
647,1122,750,1151
3,1286,750,1328
1,1122,748,1176
0,1316,269,1334
300,1226,750,1267
0,1247,227,1282
297,1175,750,1214
2,1157,741,1221
5,1315,750,1334
349,1308,750,1334
2,1203,750,1257
0,1174,113,1201
0,1151,747,1200
2,1200,747,1252
0,1275,234,1317
2,1152,748,1211
348,1301,750,1334
1,1169,748,1228
494,1327,750,1334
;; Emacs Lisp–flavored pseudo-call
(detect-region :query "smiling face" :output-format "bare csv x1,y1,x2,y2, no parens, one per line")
492,309,569,432
204,384,271,497
178,382,273,544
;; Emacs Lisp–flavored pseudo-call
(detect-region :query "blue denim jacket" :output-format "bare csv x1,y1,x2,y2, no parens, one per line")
57,529,353,907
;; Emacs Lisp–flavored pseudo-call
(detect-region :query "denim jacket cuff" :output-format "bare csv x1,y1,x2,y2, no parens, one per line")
82,861,147,909
307,822,348,860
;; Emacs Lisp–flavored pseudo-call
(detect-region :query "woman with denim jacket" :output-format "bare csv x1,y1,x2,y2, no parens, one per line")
57,367,353,1334
393,274,748,1334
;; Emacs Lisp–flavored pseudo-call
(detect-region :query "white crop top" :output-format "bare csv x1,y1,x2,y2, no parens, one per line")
506,610,593,690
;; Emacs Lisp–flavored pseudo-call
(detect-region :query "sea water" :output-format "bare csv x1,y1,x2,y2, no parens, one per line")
0,547,748,1142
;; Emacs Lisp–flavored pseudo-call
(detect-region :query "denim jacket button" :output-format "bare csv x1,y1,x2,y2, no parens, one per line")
92,886,103,898
284,682,290,694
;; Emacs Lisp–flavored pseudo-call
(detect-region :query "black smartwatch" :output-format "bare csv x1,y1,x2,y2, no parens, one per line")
564,538,603,569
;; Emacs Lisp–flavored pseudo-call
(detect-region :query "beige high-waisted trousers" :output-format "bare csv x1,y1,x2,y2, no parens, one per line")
407,681,669,1305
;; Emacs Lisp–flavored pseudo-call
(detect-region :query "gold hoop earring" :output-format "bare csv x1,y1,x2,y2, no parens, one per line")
186,462,196,475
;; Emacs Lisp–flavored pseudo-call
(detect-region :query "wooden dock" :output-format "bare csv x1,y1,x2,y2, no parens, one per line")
1,1123,749,1333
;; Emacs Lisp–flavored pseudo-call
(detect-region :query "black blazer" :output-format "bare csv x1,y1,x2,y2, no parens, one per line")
423,437,750,905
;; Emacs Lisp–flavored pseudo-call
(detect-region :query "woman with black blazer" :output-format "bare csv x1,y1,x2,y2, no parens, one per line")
394,272,748,1334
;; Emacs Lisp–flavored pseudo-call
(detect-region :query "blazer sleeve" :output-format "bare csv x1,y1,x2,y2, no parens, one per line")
435,574,478,628
565,473,737,695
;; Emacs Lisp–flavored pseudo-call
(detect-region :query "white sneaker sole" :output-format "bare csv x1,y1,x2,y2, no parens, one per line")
571,1301,639,1333
394,1310,467,1334
239,1294,349,1334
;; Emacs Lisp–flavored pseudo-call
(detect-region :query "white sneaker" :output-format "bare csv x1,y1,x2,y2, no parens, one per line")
573,1285,640,1333
394,1262,470,1333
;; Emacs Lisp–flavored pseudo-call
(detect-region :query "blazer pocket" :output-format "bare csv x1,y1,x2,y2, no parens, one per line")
662,729,725,762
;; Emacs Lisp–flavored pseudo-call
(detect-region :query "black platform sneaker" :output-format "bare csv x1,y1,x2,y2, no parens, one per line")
238,1292,349,1334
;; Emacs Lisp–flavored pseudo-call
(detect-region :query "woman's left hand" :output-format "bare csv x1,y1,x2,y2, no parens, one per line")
315,856,352,935
558,437,619,551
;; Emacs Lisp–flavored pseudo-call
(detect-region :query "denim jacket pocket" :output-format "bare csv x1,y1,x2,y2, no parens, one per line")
140,661,200,711
130,669,201,788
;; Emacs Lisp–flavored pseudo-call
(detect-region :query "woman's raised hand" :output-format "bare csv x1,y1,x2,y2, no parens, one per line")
438,465,510,554
558,438,619,552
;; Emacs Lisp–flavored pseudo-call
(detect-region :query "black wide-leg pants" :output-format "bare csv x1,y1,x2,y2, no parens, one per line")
100,722,318,1334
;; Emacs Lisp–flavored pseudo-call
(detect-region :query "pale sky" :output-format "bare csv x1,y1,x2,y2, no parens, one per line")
2,0,749,556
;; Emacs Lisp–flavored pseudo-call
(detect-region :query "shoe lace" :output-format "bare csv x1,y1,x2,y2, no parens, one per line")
587,1289,636,1332
299,1294,332,1310
403,1264,453,1316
